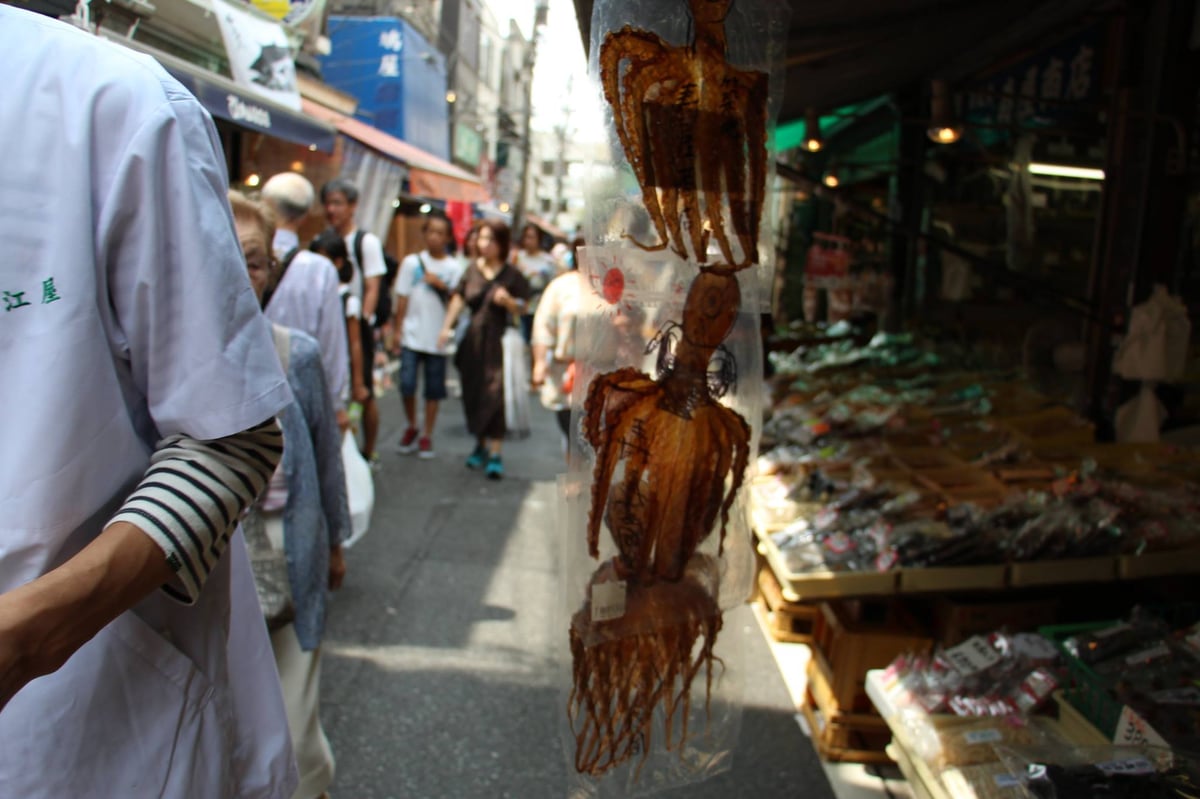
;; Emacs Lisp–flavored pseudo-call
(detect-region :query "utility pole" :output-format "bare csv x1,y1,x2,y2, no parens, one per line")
552,74,573,232
511,0,547,234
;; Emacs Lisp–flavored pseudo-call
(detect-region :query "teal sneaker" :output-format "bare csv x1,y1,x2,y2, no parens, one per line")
465,446,487,470
485,455,504,480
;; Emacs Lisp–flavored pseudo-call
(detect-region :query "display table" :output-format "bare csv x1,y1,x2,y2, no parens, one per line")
865,670,1109,799
755,524,1200,603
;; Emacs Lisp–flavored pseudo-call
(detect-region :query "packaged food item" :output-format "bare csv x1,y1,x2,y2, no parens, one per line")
942,762,1028,799
994,744,1200,799
934,716,1062,768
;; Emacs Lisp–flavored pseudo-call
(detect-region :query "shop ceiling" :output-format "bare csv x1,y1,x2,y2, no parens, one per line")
570,0,1109,127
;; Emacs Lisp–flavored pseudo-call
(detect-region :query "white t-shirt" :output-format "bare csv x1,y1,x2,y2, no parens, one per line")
0,8,295,795
395,250,464,354
343,229,387,310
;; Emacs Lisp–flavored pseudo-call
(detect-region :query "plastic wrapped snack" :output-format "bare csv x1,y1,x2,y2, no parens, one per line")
995,744,1200,799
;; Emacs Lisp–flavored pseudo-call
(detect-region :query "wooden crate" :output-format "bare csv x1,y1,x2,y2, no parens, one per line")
803,654,894,764
811,600,933,715
931,594,1059,645
756,562,816,644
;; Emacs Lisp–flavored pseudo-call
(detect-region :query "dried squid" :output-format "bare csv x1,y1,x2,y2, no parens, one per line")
569,269,750,777
599,0,768,267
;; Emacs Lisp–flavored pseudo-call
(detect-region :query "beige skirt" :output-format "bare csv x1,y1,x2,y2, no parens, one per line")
265,516,335,799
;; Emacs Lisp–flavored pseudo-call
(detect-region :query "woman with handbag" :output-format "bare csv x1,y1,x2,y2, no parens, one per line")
231,192,351,799
437,220,531,479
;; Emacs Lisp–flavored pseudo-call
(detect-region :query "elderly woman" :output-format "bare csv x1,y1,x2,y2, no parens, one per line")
438,220,531,479
229,191,350,799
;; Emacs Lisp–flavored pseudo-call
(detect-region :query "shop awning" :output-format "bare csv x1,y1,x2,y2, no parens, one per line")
302,100,489,204
525,213,570,241
102,34,337,152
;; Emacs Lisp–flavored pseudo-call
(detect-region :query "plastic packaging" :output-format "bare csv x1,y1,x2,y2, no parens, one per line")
994,743,1198,799
563,0,786,788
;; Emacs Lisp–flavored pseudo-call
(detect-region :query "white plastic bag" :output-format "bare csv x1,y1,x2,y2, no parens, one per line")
341,431,374,548
502,326,531,438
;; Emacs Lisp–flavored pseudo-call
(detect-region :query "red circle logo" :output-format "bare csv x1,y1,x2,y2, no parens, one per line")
602,268,625,305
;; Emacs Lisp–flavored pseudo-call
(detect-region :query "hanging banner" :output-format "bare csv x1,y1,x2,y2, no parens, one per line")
251,0,325,26
214,0,302,111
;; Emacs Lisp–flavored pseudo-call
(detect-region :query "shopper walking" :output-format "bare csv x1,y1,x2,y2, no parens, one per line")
513,223,559,345
0,7,296,795
262,172,350,432
322,179,386,465
438,221,531,479
391,213,463,459
531,238,585,459
232,191,350,799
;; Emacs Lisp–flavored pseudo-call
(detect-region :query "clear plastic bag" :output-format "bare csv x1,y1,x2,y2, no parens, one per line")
561,0,787,791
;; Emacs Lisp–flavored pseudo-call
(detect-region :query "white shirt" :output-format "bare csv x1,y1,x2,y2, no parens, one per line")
0,8,296,796
267,229,350,411
395,250,463,354
343,229,387,310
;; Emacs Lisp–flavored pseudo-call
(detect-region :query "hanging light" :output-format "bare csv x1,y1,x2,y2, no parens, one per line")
822,167,840,189
419,203,433,213
244,173,261,188
446,90,458,104
927,79,963,145
803,107,823,153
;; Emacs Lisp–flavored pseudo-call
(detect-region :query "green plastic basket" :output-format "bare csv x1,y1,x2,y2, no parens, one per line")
1039,621,1124,739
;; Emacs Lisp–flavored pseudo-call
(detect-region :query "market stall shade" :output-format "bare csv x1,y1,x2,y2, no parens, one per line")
301,99,487,204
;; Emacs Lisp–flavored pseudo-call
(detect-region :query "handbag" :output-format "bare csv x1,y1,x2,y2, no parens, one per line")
243,505,295,631
502,325,532,438
341,429,375,548
243,323,297,631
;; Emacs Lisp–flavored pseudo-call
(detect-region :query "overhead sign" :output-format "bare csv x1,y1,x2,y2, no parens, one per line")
214,0,302,111
454,123,484,169
964,27,1102,127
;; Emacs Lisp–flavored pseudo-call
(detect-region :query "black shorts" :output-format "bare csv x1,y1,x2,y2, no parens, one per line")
360,317,376,393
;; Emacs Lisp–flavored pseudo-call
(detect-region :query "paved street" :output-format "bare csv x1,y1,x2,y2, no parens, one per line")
321,380,836,798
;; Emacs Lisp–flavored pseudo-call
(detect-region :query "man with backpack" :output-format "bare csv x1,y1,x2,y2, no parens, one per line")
322,179,388,465
262,172,350,432
390,213,463,458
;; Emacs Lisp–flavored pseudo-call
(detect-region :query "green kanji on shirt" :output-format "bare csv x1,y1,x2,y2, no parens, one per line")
3,291,30,312
42,278,61,304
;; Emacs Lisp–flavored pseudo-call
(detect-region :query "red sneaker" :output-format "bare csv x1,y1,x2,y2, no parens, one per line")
398,427,419,454
418,437,435,459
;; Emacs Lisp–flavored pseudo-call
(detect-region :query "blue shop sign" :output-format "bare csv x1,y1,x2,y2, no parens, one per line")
322,16,450,161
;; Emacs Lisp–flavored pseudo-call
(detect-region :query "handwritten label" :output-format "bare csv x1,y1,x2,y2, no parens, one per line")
1112,705,1170,748
1150,686,1200,706
964,728,1004,745
945,636,1002,676
1096,757,1156,776
591,580,627,623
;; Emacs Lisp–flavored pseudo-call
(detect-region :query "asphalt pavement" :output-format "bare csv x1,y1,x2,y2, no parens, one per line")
320,378,836,799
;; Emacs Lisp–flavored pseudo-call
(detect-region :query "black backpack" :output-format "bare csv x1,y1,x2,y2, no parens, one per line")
351,231,400,328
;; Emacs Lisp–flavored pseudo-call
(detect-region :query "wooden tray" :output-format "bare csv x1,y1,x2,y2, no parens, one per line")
1009,556,1116,587
899,563,1009,593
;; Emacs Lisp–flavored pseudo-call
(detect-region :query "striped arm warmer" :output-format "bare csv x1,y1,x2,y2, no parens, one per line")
108,418,284,603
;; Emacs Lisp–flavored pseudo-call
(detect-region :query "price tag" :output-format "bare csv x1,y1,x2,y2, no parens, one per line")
992,773,1022,788
1125,642,1171,666
964,728,1004,745
591,580,627,623
1150,686,1200,706
1095,757,1156,777
944,636,1002,676
1093,622,1132,640
1112,705,1170,748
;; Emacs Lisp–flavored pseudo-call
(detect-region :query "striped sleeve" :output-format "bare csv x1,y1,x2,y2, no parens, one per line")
108,418,284,603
